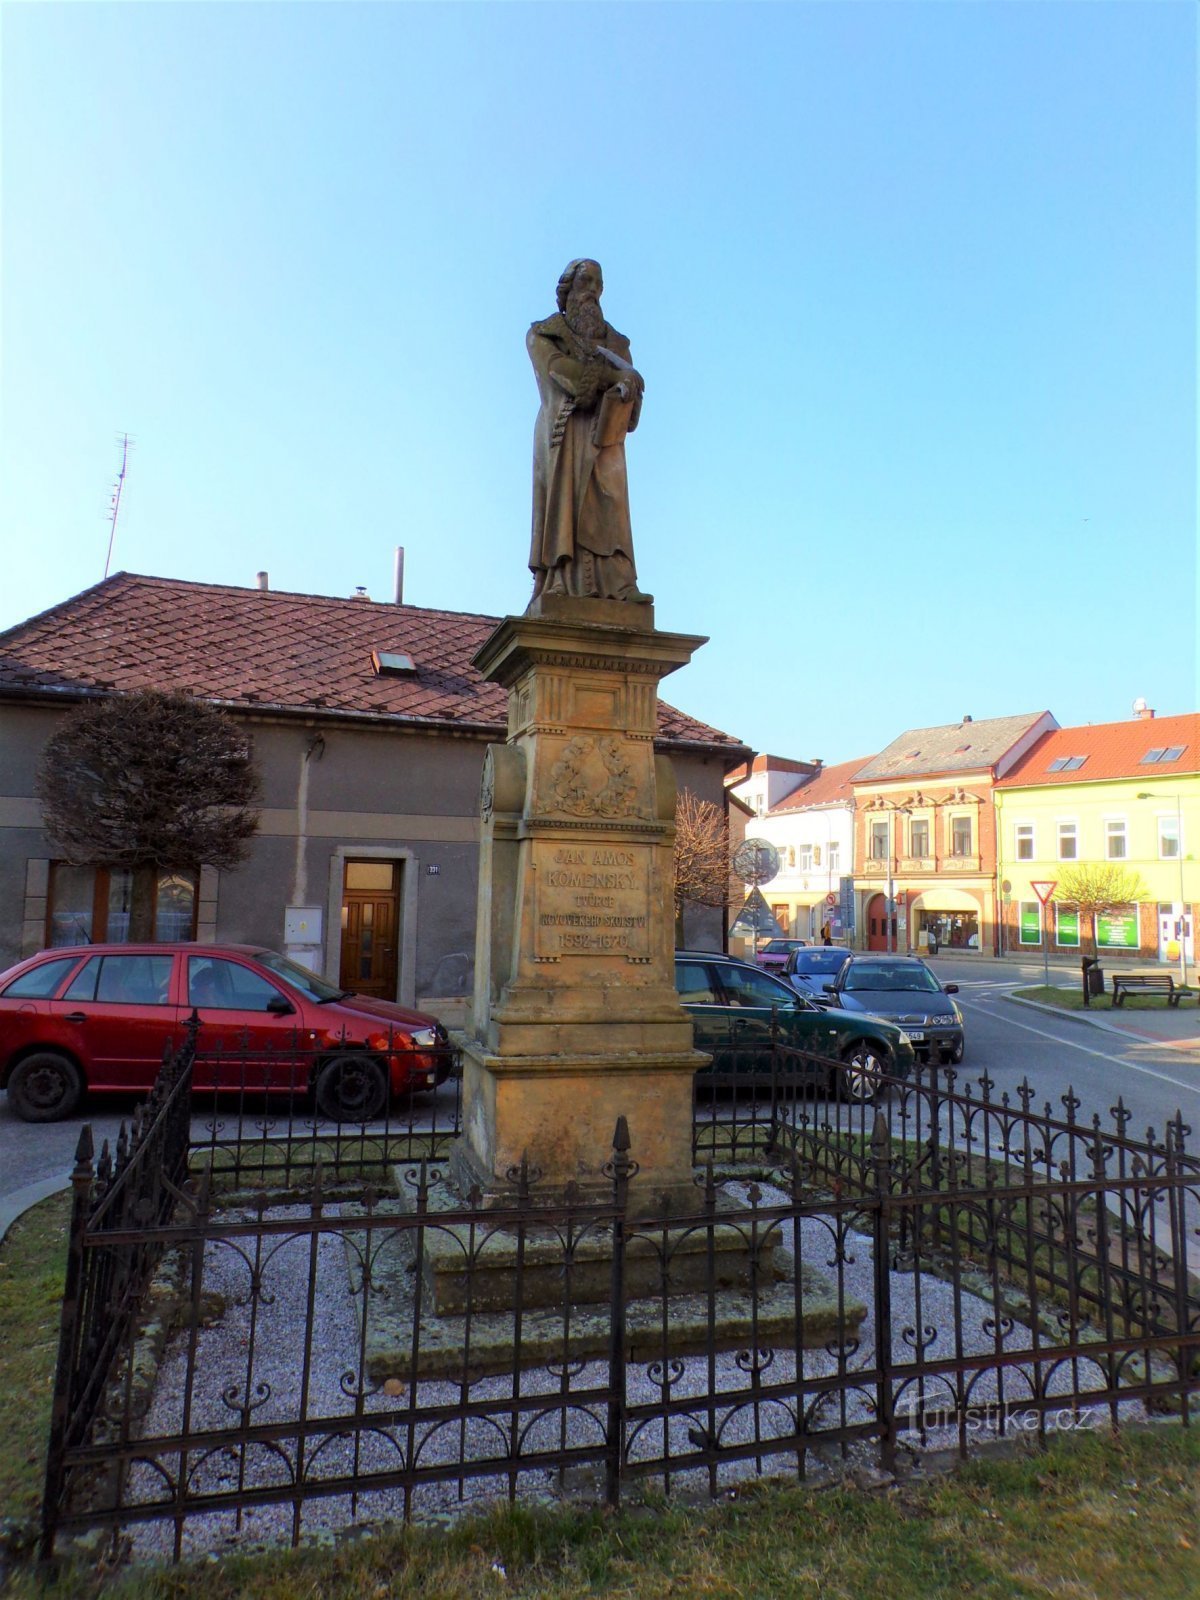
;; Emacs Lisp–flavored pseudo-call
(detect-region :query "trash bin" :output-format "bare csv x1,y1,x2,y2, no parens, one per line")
1081,956,1104,1006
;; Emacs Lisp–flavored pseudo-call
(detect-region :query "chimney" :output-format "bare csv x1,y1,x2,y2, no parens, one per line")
394,546,405,605
962,714,973,724
256,571,269,591
352,586,370,601
1133,697,1155,720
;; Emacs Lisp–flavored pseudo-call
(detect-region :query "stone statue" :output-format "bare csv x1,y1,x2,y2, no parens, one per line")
527,259,651,605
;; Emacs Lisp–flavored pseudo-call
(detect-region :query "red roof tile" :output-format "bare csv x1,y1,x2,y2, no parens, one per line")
769,756,874,811
0,573,746,752
995,714,1200,787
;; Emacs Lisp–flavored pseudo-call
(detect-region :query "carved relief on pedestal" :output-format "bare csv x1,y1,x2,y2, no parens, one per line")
544,734,641,819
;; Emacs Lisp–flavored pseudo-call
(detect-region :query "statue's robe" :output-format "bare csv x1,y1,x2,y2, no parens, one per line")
527,313,642,600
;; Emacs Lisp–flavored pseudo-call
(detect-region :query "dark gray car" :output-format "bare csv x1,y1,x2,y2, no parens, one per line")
825,955,964,1064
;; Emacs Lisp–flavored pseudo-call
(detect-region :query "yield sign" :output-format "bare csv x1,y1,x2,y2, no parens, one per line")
1030,880,1058,905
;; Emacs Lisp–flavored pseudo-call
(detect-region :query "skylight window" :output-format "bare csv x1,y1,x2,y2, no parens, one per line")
1141,745,1186,764
1048,755,1088,772
372,650,416,676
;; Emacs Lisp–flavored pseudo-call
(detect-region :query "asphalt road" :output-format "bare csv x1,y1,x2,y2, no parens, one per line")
3,954,1197,1208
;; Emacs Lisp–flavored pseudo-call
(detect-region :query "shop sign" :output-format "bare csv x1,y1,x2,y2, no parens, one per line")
1019,903,1041,945
1055,907,1080,948
1096,907,1139,950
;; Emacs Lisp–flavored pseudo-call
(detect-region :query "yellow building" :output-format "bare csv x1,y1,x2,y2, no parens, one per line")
994,713,1198,968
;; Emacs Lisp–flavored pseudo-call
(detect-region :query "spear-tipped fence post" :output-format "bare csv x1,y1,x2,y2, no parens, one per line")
40,1126,95,1559
606,1115,634,1507
870,1109,897,1475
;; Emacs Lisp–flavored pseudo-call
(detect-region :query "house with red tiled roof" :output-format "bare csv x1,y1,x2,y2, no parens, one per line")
851,711,1058,956
0,573,751,1002
994,711,1198,965
729,757,870,943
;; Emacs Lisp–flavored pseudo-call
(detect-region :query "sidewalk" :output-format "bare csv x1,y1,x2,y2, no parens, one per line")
927,951,1200,1055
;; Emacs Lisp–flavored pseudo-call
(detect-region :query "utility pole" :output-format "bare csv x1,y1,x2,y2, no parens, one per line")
103,433,131,579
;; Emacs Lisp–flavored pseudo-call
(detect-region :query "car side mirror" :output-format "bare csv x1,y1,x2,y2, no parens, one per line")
266,995,295,1015
944,983,959,995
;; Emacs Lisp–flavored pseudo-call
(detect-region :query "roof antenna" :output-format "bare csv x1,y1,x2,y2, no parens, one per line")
103,433,131,579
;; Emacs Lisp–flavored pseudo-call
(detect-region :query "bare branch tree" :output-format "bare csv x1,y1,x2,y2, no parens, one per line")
1052,863,1147,954
37,690,261,939
673,789,733,946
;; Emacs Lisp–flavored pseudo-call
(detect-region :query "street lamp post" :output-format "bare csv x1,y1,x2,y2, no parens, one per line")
1136,791,1188,985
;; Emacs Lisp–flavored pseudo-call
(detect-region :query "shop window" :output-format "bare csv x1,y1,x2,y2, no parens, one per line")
1057,822,1077,861
772,904,789,933
1096,906,1138,949
950,816,972,857
870,822,888,860
1055,905,1081,948
46,863,198,946
1105,819,1127,860
1018,902,1041,945
909,819,929,857
1157,816,1180,859
1015,824,1034,860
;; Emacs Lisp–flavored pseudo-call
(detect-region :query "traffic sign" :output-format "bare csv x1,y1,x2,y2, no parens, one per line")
825,892,837,908
1030,880,1057,905
730,888,783,938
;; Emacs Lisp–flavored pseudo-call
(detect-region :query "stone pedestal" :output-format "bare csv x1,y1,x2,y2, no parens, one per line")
451,594,710,1211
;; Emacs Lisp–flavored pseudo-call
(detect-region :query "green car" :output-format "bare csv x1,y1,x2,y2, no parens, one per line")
675,950,915,1102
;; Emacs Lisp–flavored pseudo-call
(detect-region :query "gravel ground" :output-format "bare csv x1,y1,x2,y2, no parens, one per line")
119,1183,1145,1564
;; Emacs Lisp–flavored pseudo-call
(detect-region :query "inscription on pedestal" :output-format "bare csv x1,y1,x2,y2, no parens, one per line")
534,841,651,957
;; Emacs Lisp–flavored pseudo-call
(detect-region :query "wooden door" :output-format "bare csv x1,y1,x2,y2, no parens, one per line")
340,860,400,999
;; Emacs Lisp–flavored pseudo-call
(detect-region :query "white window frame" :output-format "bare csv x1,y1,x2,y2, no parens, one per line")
1014,823,1035,861
1104,817,1127,860
827,841,841,874
870,821,888,860
909,817,930,858
948,813,973,858
798,844,814,871
1057,820,1078,861
1158,814,1181,859
1018,900,1042,945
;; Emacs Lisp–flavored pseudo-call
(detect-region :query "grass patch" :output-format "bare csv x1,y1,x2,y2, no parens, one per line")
1012,985,1193,1012
7,1427,1197,1599
0,1191,71,1540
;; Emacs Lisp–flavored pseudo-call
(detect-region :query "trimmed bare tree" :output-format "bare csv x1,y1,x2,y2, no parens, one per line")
673,789,733,947
37,690,261,939
1052,863,1147,955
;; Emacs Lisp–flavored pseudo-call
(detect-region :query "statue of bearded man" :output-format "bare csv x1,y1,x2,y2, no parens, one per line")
527,259,651,605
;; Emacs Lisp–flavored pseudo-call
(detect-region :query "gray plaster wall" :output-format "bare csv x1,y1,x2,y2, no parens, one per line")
0,701,731,991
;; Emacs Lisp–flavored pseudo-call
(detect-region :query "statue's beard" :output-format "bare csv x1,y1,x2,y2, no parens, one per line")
565,295,604,341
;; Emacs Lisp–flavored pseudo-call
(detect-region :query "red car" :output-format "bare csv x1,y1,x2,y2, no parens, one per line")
0,943,452,1123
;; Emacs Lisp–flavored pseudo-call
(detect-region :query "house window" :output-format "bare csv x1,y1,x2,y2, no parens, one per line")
1055,904,1081,947
1018,902,1041,945
909,819,929,857
1105,819,1127,860
870,821,888,859
46,863,198,946
828,842,841,873
1158,816,1180,859
950,816,972,857
1057,822,1077,860
798,844,814,871
772,904,789,934
1015,824,1034,860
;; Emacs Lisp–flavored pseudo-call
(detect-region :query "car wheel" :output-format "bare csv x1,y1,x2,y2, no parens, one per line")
950,1038,965,1065
315,1053,388,1123
839,1041,886,1104
7,1052,84,1122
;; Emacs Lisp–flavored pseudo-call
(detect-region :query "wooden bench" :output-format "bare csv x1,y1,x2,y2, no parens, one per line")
1111,973,1189,1007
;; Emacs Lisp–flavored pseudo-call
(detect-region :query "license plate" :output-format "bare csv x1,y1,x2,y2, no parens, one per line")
903,1030,926,1042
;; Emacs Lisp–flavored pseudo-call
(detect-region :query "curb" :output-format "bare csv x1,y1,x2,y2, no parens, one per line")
1002,992,1193,1044
0,1175,69,1248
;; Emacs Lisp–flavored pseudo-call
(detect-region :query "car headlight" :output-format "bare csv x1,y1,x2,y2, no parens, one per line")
411,1027,438,1049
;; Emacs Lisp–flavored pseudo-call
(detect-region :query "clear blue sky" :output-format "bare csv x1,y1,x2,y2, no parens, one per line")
2,2,1195,764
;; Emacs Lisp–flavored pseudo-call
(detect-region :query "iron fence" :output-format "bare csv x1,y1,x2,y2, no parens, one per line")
40,1037,1199,1564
